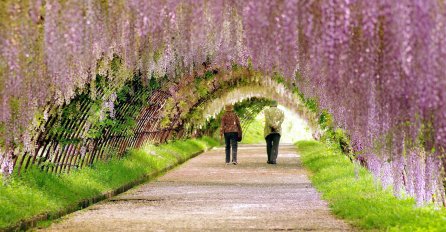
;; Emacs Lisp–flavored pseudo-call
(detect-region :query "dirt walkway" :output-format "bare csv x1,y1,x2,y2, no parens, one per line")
41,144,353,231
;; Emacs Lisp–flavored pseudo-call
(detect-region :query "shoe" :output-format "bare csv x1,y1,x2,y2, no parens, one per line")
225,162,230,165
232,161,238,165
267,161,272,164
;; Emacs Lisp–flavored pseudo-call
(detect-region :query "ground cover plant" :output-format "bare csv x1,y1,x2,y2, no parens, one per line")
0,137,218,229
296,140,446,231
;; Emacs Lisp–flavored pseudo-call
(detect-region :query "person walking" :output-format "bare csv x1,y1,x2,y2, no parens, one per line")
220,104,242,165
264,100,284,164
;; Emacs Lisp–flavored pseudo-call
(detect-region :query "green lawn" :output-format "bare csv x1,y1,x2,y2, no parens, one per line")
0,137,219,229
296,140,446,231
240,118,265,144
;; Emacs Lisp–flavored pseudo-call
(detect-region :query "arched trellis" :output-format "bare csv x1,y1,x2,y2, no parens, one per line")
201,84,314,124
191,81,317,136
194,97,274,138
12,66,313,175
1,0,446,206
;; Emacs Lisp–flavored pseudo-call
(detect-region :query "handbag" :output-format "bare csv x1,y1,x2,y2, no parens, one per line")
237,131,242,142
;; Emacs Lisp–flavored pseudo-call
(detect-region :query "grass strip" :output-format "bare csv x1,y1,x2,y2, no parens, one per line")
295,140,446,231
0,137,219,230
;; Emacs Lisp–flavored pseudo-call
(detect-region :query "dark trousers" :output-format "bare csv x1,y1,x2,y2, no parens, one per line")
224,132,238,163
266,133,281,163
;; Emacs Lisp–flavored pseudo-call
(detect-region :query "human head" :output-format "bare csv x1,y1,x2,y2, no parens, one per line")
271,100,278,107
225,104,234,111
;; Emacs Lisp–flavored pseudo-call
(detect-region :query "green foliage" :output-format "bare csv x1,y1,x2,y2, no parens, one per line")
291,82,353,156
296,140,446,231
203,70,216,80
0,137,218,229
320,127,352,157
199,136,220,147
233,98,273,121
295,70,303,82
195,80,209,98
198,97,272,139
234,98,273,144
46,73,157,142
153,47,164,64
291,82,318,114
148,75,160,90
240,118,264,144
160,98,175,128
318,110,332,130
303,97,318,113
418,116,436,151
162,67,256,134
159,70,220,130
271,72,286,84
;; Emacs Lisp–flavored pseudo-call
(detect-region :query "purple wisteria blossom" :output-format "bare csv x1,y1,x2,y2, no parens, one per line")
0,1,445,204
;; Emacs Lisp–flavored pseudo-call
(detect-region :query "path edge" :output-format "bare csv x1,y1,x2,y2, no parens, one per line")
2,147,212,232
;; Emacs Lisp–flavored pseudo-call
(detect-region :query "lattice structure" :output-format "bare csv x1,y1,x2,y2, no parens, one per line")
2,1,446,205
11,68,303,175
14,83,173,175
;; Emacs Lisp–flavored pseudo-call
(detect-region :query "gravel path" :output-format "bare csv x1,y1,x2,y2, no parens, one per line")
41,144,353,231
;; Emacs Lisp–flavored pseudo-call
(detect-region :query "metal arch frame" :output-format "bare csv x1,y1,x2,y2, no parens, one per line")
13,68,307,175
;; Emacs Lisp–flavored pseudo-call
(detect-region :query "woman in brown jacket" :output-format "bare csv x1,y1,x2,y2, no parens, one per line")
220,104,242,165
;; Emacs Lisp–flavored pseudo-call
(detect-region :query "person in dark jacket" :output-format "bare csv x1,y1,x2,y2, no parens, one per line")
264,100,284,164
220,104,242,165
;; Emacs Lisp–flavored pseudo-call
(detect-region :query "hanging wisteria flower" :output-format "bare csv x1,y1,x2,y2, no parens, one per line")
0,0,445,204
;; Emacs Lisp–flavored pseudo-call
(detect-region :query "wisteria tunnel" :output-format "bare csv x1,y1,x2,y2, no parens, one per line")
1,0,446,230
